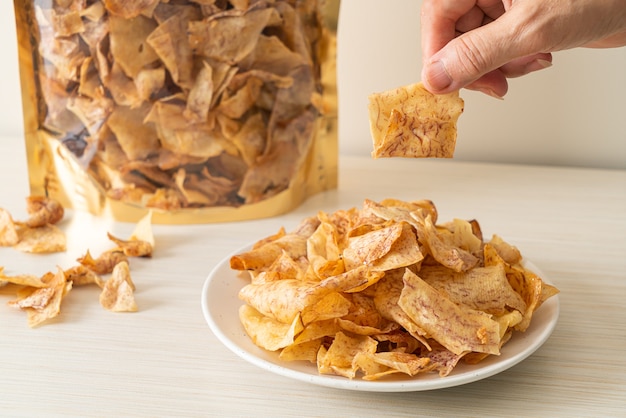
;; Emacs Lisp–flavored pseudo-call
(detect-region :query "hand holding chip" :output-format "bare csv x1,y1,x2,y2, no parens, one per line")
420,0,626,98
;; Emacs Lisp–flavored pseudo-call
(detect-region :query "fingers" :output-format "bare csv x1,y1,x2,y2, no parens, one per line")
421,6,550,95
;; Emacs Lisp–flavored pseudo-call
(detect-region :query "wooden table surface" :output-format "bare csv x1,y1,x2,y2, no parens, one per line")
1,134,625,417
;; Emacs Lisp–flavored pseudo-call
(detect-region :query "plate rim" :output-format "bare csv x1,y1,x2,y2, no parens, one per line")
201,243,560,392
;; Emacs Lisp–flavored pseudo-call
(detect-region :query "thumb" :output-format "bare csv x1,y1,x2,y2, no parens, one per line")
422,15,526,94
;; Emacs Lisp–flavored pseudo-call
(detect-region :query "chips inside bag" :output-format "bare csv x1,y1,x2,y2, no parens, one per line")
14,0,339,223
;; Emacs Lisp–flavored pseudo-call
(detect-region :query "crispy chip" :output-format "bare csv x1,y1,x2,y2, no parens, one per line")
239,305,303,351
399,269,501,356
24,196,65,227
14,224,67,254
0,208,19,246
369,82,464,158
99,261,138,312
8,268,71,328
107,211,154,257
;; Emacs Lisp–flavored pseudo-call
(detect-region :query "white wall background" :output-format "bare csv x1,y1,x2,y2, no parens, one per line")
2,0,625,169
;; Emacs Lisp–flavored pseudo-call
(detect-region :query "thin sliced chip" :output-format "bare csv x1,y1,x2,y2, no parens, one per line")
398,269,501,356
14,224,67,253
369,82,464,158
77,249,128,275
279,339,322,363
99,261,138,312
239,305,303,351
64,265,104,287
0,271,49,288
318,332,378,379
104,0,160,20
419,264,527,315
415,215,478,272
24,196,65,227
0,208,19,246
8,268,71,328
107,211,154,257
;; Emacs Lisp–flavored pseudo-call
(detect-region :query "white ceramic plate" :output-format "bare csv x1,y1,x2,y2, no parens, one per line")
201,245,559,392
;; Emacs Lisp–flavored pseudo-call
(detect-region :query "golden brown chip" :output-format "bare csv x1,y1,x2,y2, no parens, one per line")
233,197,559,380
0,208,19,246
99,261,138,312
77,249,128,275
8,268,72,328
24,196,65,227
239,305,303,351
0,271,49,288
369,82,464,158
109,14,159,78
398,269,501,356
103,0,160,20
64,265,104,287
107,211,154,257
14,224,67,254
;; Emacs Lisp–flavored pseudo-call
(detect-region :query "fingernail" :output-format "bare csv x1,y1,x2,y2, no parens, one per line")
536,59,553,69
424,60,452,91
476,87,504,100
526,59,553,73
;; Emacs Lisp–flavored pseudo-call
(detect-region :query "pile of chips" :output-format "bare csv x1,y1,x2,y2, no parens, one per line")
1,197,154,327
230,198,559,380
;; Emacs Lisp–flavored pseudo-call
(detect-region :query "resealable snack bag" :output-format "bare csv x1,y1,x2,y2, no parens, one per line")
14,0,339,223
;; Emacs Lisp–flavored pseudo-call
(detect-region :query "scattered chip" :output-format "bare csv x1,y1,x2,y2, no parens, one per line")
99,261,138,312
369,82,464,158
1,199,154,326
14,224,67,254
8,268,72,328
231,198,559,380
27,1,333,210
0,208,19,246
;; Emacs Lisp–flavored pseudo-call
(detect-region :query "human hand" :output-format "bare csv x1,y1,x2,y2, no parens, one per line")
420,0,626,98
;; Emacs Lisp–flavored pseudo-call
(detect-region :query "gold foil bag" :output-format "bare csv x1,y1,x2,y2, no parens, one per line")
14,0,339,224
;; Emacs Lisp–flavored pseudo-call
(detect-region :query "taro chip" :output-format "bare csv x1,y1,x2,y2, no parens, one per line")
52,10,85,37
146,12,196,89
318,332,378,379
0,271,49,288
104,62,142,108
342,222,405,270
64,265,104,287
0,208,19,246
301,292,351,325
77,249,128,275
415,215,478,272
104,0,160,19
24,196,65,227
398,269,501,356
8,268,72,328
418,264,527,315
107,104,160,160
360,352,433,380
279,339,322,363
233,198,559,380
239,305,303,351
108,14,158,78
187,8,275,64
184,61,214,123
14,224,67,254
99,261,138,312
134,67,166,102
369,82,464,158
